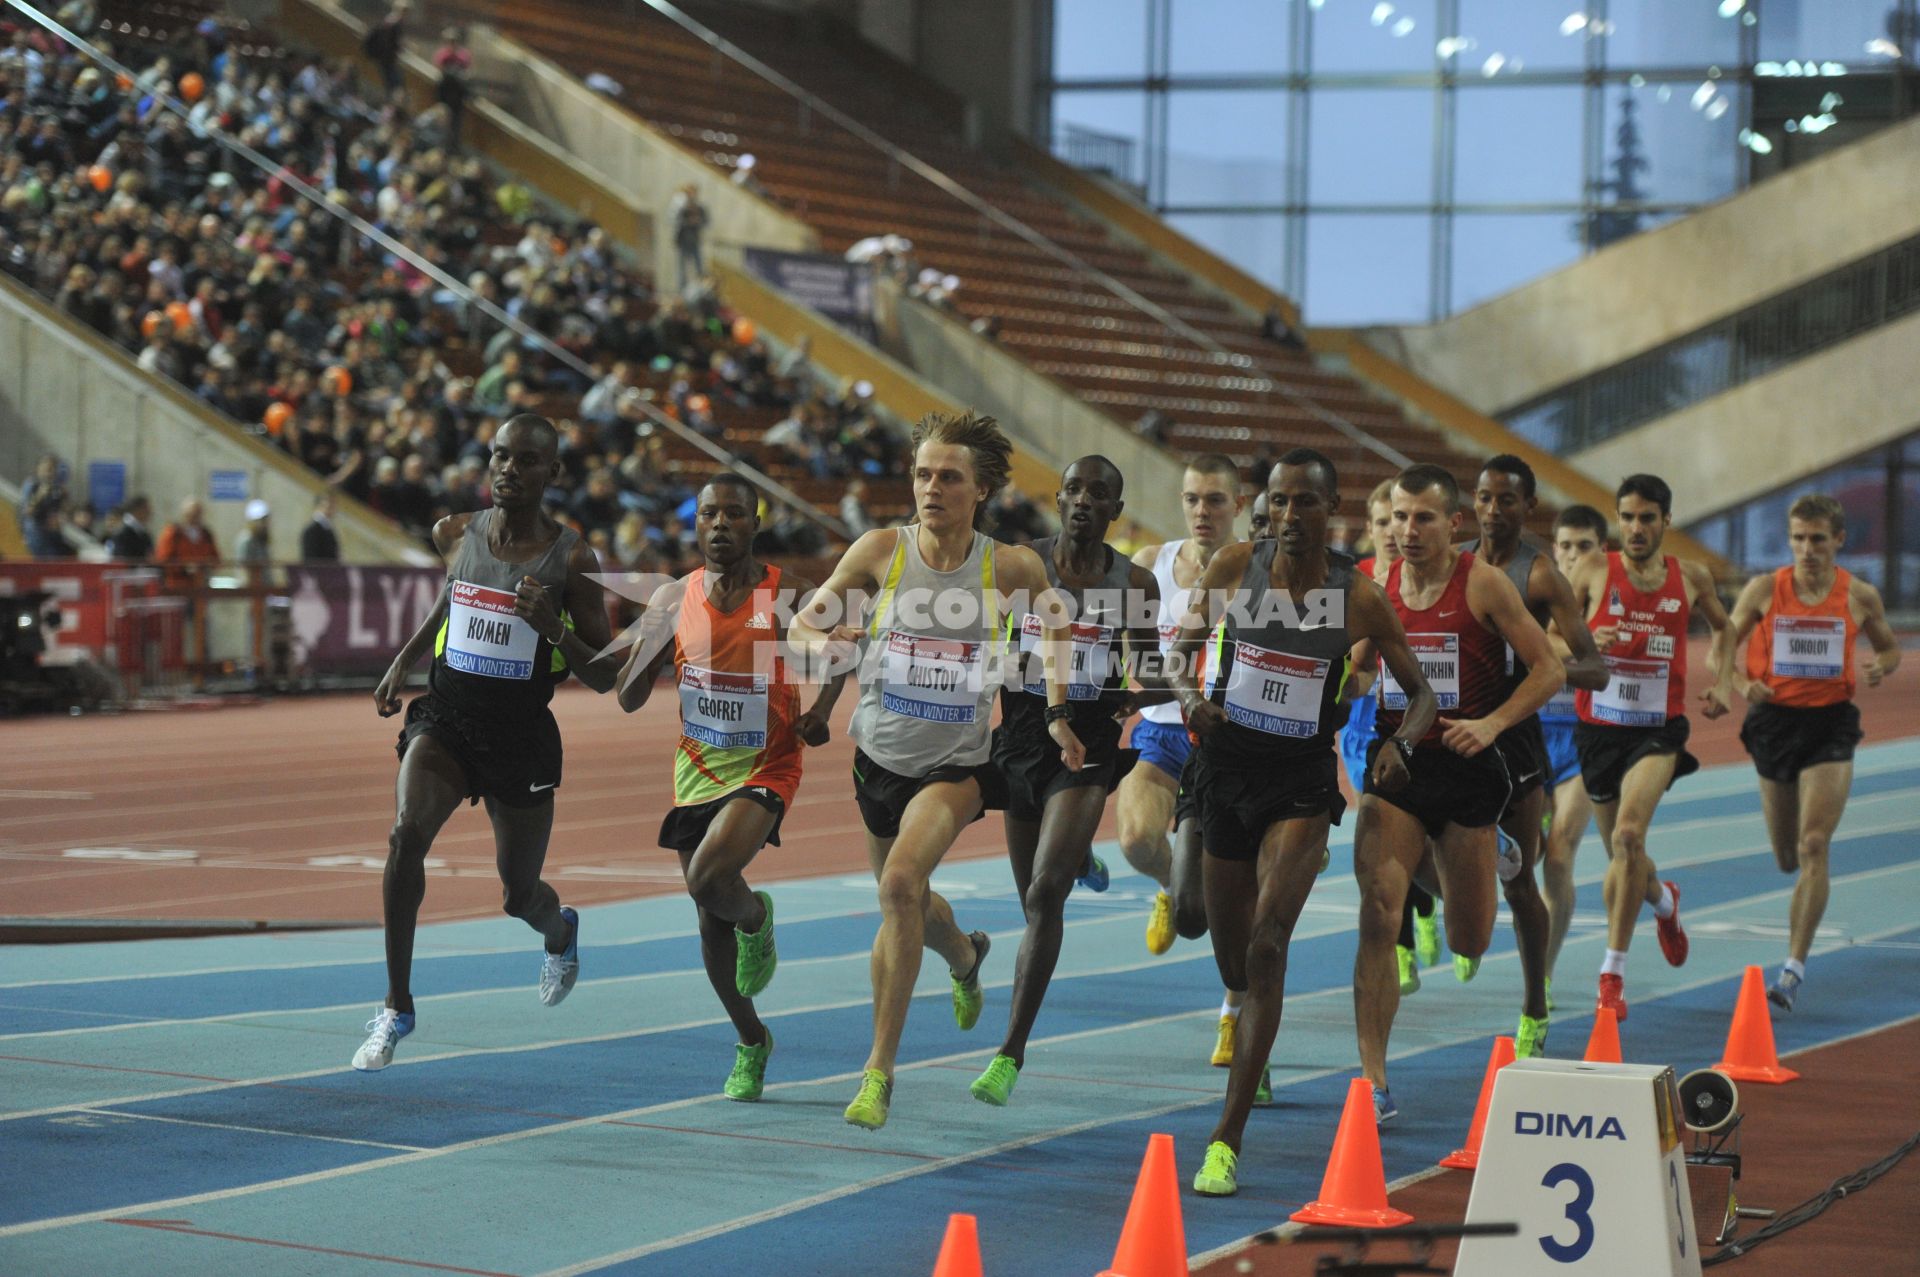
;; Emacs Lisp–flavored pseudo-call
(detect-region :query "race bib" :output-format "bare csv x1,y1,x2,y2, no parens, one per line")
1772,615,1846,680
446,581,537,680
1542,686,1579,720
1380,633,1460,710
678,664,768,749
881,633,984,724
1590,655,1669,726
1020,613,1114,700
1223,642,1329,738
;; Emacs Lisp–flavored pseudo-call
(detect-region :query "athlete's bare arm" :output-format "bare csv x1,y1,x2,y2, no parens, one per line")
1854,577,1902,687
515,539,618,694
1117,559,1172,714
789,528,893,671
372,514,464,716
1130,542,1166,571
1686,559,1735,718
1347,573,1433,792
615,576,687,713
1168,541,1254,737
999,542,1086,771
1443,560,1564,756
1720,574,1775,704
1531,555,1608,692
1568,555,1613,648
779,569,850,746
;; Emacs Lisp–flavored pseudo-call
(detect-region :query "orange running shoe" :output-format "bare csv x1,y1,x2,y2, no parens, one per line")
1655,881,1689,967
1597,972,1628,1021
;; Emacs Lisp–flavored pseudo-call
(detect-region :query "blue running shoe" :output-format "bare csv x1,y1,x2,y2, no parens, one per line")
540,906,580,1006
1077,853,1110,893
1372,1085,1398,1127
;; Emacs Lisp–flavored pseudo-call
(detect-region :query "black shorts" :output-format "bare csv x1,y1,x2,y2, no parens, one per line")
1173,750,1202,829
1741,700,1862,784
1574,716,1698,807
991,726,1136,823
852,747,1007,840
1364,737,1511,838
1495,715,1550,807
657,785,786,855
1193,743,1346,862
397,694,560,809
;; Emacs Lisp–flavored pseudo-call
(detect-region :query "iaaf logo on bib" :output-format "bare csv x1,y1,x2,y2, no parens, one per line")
1515,1110,1627,1140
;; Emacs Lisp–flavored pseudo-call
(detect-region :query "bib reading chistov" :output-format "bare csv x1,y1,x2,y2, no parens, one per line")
678,665,769,749
1456,1059,1701,1277
1020,614,1114,701
1771,615,1846,680
1224,642,1329,738
446,581,537,679
1380,632,1460,710
1590,655,1670,726
882,633,985,723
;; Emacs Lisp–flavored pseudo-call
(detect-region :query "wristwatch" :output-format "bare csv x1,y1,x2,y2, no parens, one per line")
1045,703,1073,725
1389,736,1416,766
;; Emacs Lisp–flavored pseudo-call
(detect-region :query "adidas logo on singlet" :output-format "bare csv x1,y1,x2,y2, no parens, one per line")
745,613,773,630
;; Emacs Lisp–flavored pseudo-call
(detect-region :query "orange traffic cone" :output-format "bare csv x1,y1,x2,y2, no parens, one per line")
1583,1006,1622,1064
1290,1078,1414,1228
1440,1035,1515,1170
1097,1133,1186,1277
1714,965,1800,1084
931,1213,982,1277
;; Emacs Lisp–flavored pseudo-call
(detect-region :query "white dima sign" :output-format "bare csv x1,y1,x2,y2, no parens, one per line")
1454,1059,1700,1277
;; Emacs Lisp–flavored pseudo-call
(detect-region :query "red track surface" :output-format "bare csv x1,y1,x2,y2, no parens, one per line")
2,640,1914,925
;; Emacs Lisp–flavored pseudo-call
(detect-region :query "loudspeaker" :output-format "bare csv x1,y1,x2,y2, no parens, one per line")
1679,1068,1740,1134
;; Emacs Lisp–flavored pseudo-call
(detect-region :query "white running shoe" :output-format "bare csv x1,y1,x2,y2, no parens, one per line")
1496,829,1523,883
540,906,580,1006
351,1007,414,1071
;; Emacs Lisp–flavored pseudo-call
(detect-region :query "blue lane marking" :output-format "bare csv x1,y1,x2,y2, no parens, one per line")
588,926,1920,1277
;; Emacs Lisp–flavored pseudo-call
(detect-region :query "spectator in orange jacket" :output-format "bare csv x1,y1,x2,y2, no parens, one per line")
155,497,221,583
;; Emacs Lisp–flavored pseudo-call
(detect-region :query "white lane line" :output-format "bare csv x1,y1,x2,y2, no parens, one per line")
77,1107,427,1153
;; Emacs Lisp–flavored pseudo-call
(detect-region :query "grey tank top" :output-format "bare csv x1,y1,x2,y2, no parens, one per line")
1464,534,1547,692
849,526,1002,777
429,509,579,719
1207,541,1356,758
1003,536,1135,747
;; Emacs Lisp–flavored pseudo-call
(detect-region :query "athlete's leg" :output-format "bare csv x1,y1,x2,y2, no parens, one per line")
1353,796,1425,1091
1204,849,1255,1010
866,828,974,973
1600,753,1678,952
1757,776,1802,875
1431,822,1499,963
383,735,468,1013
677,847,768,1048
684,799,777,933
1210,812,1330,1155
1499,786,1550,1020
866,779,983,1077
1169,814,1210,940
488,795,571,952
1542,777,1593,980
1788,761,1851,965
1114,764,1176,888
998,785,1108,1066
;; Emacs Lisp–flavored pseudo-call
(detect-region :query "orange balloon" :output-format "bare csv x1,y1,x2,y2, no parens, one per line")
141,310,163,339
179,72,205,103
322,366,353,395
115,73,133,92
88,164,113,193
165,301,193,332
264,402,293,435
730,317,756,345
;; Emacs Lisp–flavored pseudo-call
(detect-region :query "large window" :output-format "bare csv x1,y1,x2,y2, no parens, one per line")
1043,0,1920,324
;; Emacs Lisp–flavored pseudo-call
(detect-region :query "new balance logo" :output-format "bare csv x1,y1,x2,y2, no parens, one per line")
1656,597,1683,613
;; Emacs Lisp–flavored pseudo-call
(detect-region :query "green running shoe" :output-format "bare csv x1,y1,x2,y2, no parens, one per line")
1545,974,1555,1013
952,931,990,1031
1454,952,1481,983
1413,909,1441,967
734,890,778,999
969,1053,1019,1106
723,1029,774,1101
1515,1013,1550,1060
844,1068,892,1130
1192,1141,1239,1196
1397,945,1421,995
1254,1064,1272,1107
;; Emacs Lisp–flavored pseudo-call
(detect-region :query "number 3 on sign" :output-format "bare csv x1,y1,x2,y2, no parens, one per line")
1538,1162,1596,1263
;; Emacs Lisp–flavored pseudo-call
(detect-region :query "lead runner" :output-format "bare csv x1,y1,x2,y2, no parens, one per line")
790,411,1084,1131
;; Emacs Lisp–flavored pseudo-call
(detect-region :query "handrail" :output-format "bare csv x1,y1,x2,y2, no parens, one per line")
5,0,849,540
627,0,1414,472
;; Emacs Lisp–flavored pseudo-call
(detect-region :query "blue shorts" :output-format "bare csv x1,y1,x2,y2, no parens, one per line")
1542,719,1581,789
1130,717,1192,781
1340,695,1378,794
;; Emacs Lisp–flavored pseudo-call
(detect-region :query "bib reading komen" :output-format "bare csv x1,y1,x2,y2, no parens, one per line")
446,581,537,680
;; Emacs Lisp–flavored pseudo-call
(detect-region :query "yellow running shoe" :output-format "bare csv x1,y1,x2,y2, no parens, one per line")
843,1068,892,1130
1192,1140,1239,1196
1210,1013,1236,1067
1145,891,1175,955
